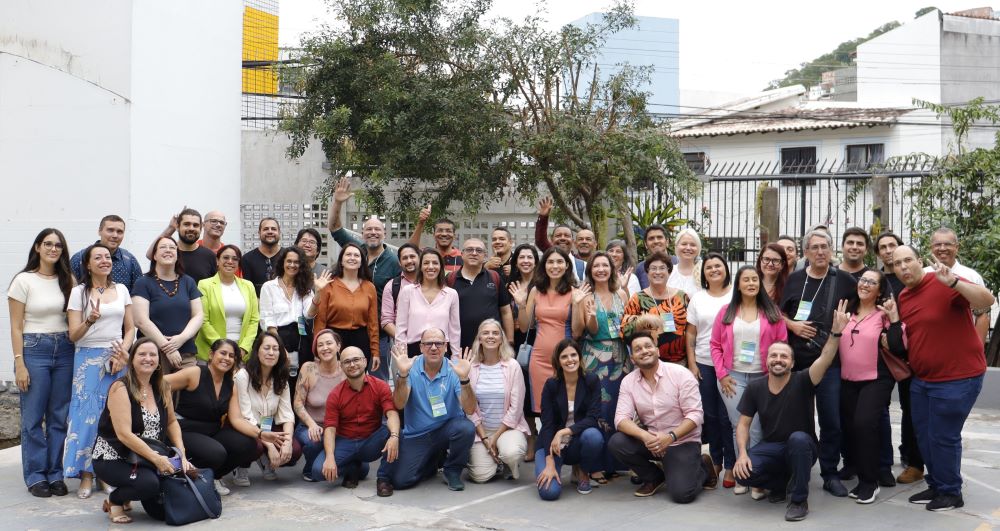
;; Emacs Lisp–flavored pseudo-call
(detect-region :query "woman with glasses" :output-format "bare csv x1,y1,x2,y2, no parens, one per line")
622,252,689,364
294,228,325,276
196,245,259,362
8,229,75,498
840,269,905,504
132,236,204,371
395,248,461,358
756,243,789,304
293,329,345,481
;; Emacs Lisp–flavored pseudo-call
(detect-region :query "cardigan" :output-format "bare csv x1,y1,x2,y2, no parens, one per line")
709,303,788,380
196,274,260,360
467,358,531,436
537,372,601,456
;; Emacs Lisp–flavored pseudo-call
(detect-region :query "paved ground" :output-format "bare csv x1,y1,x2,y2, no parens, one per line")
3,403,999,530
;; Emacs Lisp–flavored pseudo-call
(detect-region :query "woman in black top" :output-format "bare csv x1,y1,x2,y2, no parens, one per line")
91,338,193,525
534,338,605,500
164,338,279,496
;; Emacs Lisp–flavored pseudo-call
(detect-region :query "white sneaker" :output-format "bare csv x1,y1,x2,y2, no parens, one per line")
258,456,277,481
233,467,251,487
214,479,231,496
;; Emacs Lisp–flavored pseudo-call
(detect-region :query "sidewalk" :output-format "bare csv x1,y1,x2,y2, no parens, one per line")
2,404,999,530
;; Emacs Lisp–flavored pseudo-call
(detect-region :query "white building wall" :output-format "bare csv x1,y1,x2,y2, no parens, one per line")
940,15,1000,151
856,11,942,107
0,1,243,380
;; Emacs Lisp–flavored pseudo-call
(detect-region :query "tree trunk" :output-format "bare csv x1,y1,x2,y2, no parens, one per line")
614,196,639,266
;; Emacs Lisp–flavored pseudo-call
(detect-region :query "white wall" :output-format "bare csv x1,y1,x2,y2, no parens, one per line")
0,0,243,380
856,11,942,107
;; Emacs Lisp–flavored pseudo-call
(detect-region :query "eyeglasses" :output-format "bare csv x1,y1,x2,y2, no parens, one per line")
220,256,240,262
340,357,365,366
206,219,227,226
857,277,879,286
761,257,783,266
647,266,669,273
41,241,64,250
931,241,957,249
421,341,445,349
297,239,317,247
463,248,486,255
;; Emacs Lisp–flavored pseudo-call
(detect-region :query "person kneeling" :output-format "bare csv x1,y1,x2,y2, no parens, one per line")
315,346,400,496
535,339,605,500
733,301,849,522
388,328,476,491
610,332,717,503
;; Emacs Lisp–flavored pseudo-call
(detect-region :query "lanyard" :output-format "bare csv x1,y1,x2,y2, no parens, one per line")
799,271,827,304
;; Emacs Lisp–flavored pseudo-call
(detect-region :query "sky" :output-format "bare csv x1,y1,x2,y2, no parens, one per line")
278,0,979,98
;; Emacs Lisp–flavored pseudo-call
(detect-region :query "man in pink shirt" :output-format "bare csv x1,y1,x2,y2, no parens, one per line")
611,331,717,503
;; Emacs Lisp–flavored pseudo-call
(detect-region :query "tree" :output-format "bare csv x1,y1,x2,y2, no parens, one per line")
492,6,697,248
767,22,900,90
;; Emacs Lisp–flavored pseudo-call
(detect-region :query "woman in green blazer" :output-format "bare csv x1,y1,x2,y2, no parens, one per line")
196,245,260,361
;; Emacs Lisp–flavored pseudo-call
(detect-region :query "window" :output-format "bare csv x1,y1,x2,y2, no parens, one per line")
845,143,884,171
684,152,708,174
780,147,817,174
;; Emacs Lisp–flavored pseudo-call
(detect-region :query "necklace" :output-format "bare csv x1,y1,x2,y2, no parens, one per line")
35,270,57,279
156,275,180,297
94,282,111,295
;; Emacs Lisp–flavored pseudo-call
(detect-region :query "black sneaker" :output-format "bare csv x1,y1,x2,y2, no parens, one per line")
768,489,787,503
877,469,896,487
838,466,857,481
926,493,964,512
27,482,51,498
785,500,809,522
855,483,879,504
848,485,860,499
48,480,69,496
908,487,937,504
823,478,848,497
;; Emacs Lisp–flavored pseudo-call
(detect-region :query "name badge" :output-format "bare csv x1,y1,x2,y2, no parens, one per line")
260,416,274,432
297,315,308,336
738,340,757,364
608,315,621,338
429,394,448,418
661,312,676,333
794,300,813,321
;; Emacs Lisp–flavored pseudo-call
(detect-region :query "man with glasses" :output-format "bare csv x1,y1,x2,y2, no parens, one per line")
779,229,858,498
389,329,476,491
447,238,514,349
145,207,217,281
317,346,400,497
893,245,994,511
70,214,143,290
200,211,229,252
241,217,282,296
923,228,990,342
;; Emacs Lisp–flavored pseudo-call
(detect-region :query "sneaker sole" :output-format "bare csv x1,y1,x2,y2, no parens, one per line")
634,483,664,497
928,504,962,511
856,487,879,504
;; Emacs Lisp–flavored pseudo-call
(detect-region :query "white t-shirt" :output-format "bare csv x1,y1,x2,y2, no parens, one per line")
686,288,732,365
7,273,69,333
475,363,506,431
221,281,246,340
668,268,701,296
67,284,131,348
732,316,763,374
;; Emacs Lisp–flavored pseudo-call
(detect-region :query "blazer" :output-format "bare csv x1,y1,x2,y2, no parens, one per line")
537,372,601,456
709,303,787,380
467,358,531,436
196,274,260,360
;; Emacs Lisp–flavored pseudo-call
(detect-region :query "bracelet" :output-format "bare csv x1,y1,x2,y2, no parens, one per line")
949,277,960,289
389,433,399,439
668,431,678,443
396,373,408,380
459,379,470,386
832,332,843,338
256,429,263,439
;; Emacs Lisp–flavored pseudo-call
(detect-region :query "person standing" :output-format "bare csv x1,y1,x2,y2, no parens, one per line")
894,245,994,511
634,224,673,289
486,226,514,280
196,245,259,362
241,217,282,296
606,240,640,296
622,252,689,365
8,229,75,498
668,229,703,296
396,249,461,357
533,197,586,281
200,211,229,252
69,215,143,291
775,235,800,275
294,228,325,276
448,238,514,349
259,246,328,376
379,244,420,379
145,208,218,282
923,228,991,341
839,227,871,279
757,243,789,304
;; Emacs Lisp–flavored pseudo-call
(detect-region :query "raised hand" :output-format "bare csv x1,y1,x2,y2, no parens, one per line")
392,343,413,377
537,196,553,217
877,296,900,323
572,283,592,305
449,354,472,381
313,269,332,292
86,299,102,326
418,204,432,223
508,281,528,307
333,176,353,204
832,299,850,335
584,297,597,320
932,261,957,287
618,266,634,286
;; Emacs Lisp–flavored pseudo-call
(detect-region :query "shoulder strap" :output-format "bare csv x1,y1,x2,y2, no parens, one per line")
174,458,219,519
391,276,402,302
823,271,839,326
445,271,457,288
489,269,501,298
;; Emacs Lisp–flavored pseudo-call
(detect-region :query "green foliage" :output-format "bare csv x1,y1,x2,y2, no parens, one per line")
614,194,689,261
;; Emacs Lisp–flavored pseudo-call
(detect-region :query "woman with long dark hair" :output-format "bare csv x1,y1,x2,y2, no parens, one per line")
293,329,345,481
507,243,540,457
8,229,75,498
260,246,330,374
309,242,380,372
710,265,787,498
91,338,193,524
63,243,135,498
233,331,301,484
196,245,259,362
756,243,789,304
395,248,461,357
605,240,640,296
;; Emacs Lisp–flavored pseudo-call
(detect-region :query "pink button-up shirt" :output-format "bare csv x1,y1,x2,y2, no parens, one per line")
380,275,417,328
615,360,704,446
394,284,462,355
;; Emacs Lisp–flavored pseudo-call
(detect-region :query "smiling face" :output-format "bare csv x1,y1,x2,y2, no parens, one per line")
314,331,341,364
210,342,237,374
857,270,882,304
399,247,420,275
675,233,699,263
590,255,613,284
575,230,596,258
204,211,227,239
36,233,64,267
645,228,668,254
737,268,760,299
491,229,511,257
133,341,161,377
552,227,574,253
339,346,367,379
766,343,794,376
433,221,455,249
703,257,726,288
776,238,798,266
341,246,362,273
296,233,319,261
759,248,785,278
259,220,280,246
462,239,486,268
154,238,178,267
477,322,502,351
87,247,113,280
177,215,202,246
646,258,670,287
842,234,868,264
606,245,625,270
282,250,301,280
930,231,959,267
544,252,568,280
257,335,281,369
557,345,581,374
419,328,447,365
420,252,441,282
217,247,240,275
362,218,385,251
99,221,125,251
629,335,659,370
516,248,536,276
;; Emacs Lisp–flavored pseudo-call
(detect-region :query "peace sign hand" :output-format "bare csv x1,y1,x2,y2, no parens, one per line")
831,299,850,335
86,299,102,325
931,261,957,287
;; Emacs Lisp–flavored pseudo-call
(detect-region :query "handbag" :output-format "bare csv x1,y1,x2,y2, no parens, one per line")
516,327,534,370
126,437,174,470
159,466,222,526
879,346,912,381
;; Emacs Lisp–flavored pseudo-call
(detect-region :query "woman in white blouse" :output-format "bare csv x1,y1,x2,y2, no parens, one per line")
668,228,704,296
394,248,461,357
232,331,299,485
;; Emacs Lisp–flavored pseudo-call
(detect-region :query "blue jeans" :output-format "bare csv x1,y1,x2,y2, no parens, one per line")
389,416,474,489
736,432,818,503
534,427,604,501
19,332,73,487
718,370,764,455
294,424,326,479
309,425,391,483
813,366,842,479
698,363,735,469
910,374,983,496
373,334,392,381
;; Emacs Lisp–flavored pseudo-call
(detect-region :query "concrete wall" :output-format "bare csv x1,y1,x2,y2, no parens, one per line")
0,0,243,380
941,15,1000,151
857,11,942,107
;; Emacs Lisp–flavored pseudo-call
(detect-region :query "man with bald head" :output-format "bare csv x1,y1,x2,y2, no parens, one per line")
200,210,228,252
922,228,991,341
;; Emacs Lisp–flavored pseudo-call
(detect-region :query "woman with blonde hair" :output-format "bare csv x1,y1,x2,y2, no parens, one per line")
669,228,703,296
461,319,530,483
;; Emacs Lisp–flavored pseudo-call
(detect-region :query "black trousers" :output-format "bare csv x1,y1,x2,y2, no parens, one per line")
898,377,924,469
92,459,164,520
608,433,706,504
179,419,257,477
841,377,895,486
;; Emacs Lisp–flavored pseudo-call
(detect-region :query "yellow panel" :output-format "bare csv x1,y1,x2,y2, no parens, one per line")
242,6,279,94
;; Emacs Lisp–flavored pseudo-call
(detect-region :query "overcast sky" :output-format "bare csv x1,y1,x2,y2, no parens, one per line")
279,0,977,97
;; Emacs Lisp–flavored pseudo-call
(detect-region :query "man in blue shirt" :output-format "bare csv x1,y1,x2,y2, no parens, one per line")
70,215,143,290
389,328,476,491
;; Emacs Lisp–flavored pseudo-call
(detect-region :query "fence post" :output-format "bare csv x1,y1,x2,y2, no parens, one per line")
872,175,890,230
760,185,779,247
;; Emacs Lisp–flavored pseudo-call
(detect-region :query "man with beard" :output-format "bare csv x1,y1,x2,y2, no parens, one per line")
875,232,905,297
610,332,717,503
534,197,586,281
779,229,857,498
70,214,144,290
922,228,991,341
200,210,228,252
380,244,420,379
317,346,400,497
447,238,514,349
838,227,870,279
634,224,675,289
894,244,994,512
241,217,281,296
486,227,514,280
145,208,217,281
734,303,849,522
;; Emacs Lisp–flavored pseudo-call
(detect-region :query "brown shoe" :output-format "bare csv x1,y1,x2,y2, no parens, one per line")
376,478,394,497
896,466,925,484
342,475,359,489
634,480,664,497
701,454,718,490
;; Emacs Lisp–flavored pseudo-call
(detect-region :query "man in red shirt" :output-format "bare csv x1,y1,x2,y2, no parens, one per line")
893,245,994,512
317,346,401,497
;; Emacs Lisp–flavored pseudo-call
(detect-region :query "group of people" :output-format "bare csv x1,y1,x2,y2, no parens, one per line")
8,179,993,524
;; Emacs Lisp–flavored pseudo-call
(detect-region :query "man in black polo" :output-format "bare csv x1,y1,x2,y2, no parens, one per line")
447,238,514,349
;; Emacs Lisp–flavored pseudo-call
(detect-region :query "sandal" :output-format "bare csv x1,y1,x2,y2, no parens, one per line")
77,476,93,499
103,499,133,524
589,473,609,485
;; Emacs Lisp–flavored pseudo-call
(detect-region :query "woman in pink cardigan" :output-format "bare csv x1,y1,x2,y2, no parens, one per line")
395,248,462,358
710,265,787,497
462,319,531,483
